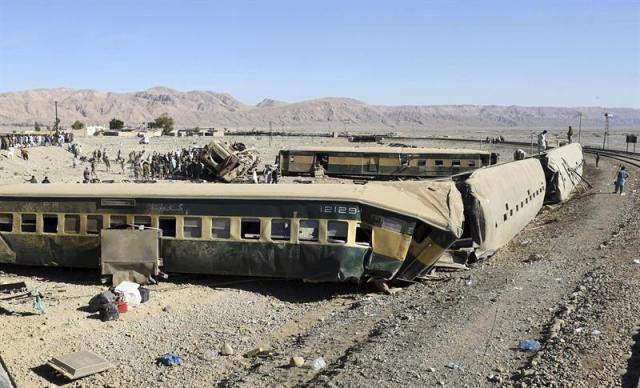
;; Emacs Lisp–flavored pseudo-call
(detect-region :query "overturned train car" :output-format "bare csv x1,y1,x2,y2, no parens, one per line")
0,182,463,283
540,143,584,203
455,159,546,259
452,144,583,260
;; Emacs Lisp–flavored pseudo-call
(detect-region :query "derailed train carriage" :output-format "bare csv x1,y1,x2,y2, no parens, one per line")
0,181,463,283
452,144,584,260
540,143,583,203
278,146,498,179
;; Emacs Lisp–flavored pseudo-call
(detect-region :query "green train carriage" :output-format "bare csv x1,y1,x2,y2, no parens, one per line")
278,146,498,178
0,182,463,283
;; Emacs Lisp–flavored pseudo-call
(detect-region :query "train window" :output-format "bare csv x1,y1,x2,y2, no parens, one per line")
417,160,427,171
0,214,13,232
241,218,261,240
134,216,152,229
271,219,291,241
355,224,372,247
299,220,319,242
110,215,128,229
183,217,202,239
400,155,409,167
159,216,176,237
521,201,524,208
525,198,529,204
516,205,519,211
452,160,461,167
64,215,81,234
468,161,476,167
327,221,348,244
212,218,230,239
21,214,37,233
87,215,104,235
412,222,431,243
504,213,507,221
527,190,531,196
435,160,444,166
505,203,509,210
43,214,58,234
509,209,513,217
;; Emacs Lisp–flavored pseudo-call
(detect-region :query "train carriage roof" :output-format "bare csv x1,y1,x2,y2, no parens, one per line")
0,182,464,236
279,145,490,155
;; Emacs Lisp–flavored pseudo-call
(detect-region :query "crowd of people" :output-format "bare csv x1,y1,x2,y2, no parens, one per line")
1,132,74,150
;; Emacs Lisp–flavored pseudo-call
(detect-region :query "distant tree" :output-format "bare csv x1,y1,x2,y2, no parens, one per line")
71,120,85,130
154,113,174,135
109,118,125,130
34,121,42,132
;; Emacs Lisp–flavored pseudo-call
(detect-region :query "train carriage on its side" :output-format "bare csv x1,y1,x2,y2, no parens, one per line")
454,159,547,259
278,146,498,179
0,182,464,283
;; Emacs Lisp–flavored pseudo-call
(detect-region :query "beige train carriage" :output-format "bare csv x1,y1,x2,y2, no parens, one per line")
457,158,547,259
278,146,497,178
541,143,584,203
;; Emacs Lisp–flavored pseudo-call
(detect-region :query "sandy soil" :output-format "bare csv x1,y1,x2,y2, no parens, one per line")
0,136,638,387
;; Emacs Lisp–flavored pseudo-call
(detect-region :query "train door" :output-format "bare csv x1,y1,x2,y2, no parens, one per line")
315,153,329,170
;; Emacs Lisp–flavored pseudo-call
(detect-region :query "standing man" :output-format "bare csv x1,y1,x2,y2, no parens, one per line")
567,126,574,144
537,130,548,153
614,166,630,195
595,153,600,168
83,167,91,182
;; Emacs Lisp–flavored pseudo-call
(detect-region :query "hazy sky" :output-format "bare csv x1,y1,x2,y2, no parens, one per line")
0,0,639,107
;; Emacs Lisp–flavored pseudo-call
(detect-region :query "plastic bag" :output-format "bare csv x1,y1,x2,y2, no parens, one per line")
115,281,142,307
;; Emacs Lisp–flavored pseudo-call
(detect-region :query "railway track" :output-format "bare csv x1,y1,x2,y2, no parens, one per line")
582,148,640,169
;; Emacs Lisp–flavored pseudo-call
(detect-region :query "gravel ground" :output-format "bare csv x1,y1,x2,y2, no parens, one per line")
0,137,638,387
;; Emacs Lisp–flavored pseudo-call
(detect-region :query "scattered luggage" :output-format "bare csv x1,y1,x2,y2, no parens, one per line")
87,282,151,322
99,303,119,322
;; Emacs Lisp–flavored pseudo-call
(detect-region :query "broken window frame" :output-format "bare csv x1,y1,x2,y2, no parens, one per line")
241,218,261,240
270,219,291,242
42,214,59,234
64,214,81,235
0,213,13,232
21,213,37,233
109,215,128,229
134,215,152,229
158,216,177,238
298,219,319,243
327,221,348,244
86,215,104,235
211,218,231,239
183,217,203,239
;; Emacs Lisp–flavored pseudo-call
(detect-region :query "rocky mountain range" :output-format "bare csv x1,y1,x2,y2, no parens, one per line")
0,87,638,131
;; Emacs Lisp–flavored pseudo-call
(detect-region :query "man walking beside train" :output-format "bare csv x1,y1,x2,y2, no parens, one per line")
614,166,630,195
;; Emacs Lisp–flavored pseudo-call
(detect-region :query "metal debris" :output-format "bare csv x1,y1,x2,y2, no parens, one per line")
47,351,113,380
201,141,259,182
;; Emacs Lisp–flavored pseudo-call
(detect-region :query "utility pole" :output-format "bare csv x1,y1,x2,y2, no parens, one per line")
603,113,611,150
54,101,59,132
578,112,582,144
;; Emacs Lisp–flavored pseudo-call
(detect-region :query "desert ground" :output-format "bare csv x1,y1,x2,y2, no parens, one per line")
0,133,639,387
